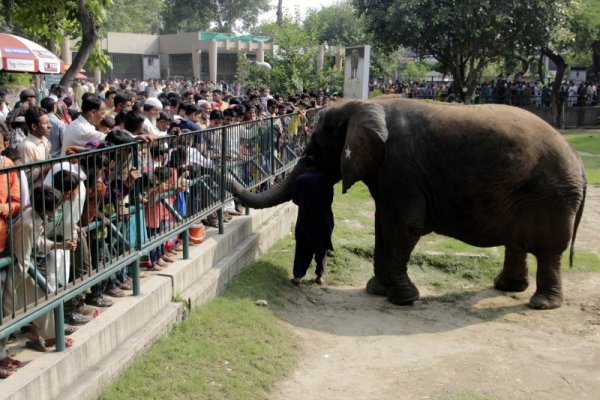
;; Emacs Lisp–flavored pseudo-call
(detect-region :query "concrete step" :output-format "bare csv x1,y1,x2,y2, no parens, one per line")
0,204,296,400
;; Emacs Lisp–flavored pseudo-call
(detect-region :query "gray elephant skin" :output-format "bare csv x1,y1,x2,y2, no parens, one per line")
232,97,587,310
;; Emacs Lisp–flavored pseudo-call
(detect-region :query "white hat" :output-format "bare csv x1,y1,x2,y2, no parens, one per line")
197,99,209,107
144,97,163,110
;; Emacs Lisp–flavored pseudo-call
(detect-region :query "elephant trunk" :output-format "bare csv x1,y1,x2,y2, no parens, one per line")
231,158,308,209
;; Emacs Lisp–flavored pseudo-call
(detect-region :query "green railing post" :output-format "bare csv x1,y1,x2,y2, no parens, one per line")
132,142,142,296
269,117,275,185
132,257,141,296
54,302,65,352
219,125,227,235
182,230,190,260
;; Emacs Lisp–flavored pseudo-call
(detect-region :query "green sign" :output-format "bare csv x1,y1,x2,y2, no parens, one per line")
200,32,272,43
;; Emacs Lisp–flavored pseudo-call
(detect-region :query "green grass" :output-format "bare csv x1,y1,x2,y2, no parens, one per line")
582,155,600,184
564,132,600,184
564,131,600,153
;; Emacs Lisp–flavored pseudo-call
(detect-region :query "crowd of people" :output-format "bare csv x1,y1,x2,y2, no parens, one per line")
370,78,600,107
0,77,336,379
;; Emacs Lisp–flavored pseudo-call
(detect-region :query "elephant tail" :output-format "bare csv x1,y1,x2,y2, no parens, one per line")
569,176,587,268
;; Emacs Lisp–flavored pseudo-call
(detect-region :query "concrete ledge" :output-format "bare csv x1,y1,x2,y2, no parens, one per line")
0,203,297,400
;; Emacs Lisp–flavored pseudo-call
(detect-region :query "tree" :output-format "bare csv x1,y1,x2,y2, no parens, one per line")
212,0,270,33
161,0,212,33
572,0,600,79
355,0,578,127
244,17,321,94
162,0,269,34
303,0,367,47
105,0,163,34
507,1,578,128
398,59,436,82
355,0,533,103
2,0,111,87
370,48,401,81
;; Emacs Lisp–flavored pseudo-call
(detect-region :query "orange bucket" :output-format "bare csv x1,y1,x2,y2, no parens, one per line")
189,223,205,244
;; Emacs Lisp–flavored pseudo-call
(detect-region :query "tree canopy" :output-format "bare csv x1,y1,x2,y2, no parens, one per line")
2,0,112,86
161,0,269,34
243,16,344,95
354,0,576,104
303,0,367,47
105,0,163,35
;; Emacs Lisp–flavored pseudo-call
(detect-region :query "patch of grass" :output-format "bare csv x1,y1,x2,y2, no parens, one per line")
563,133,600,184
561,249,600,272
582,155,600,185
437,392,500,400
410,251,502,293
564,132,600,154
411,252,500,282
223,237,296,307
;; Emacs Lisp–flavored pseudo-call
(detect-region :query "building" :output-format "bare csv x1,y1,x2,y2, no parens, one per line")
62,32,344,83
63,31,273,82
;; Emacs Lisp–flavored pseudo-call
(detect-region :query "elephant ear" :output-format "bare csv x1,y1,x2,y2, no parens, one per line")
340,102,388,193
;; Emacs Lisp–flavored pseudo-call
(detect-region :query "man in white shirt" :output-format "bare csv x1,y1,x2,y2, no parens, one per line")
61,95,106,155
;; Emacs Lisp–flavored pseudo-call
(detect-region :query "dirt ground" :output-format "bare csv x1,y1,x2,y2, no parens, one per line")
270,186,600,400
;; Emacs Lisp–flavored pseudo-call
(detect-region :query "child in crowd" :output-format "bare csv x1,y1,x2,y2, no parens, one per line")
142,166,174,270
99,115,115,134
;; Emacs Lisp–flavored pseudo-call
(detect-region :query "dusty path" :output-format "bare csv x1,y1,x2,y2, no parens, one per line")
270,186,600,400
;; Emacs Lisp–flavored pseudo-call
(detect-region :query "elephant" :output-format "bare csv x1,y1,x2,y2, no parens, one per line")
232,96,587,310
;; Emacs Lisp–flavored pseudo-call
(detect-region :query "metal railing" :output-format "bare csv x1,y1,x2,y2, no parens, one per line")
0,108,323,352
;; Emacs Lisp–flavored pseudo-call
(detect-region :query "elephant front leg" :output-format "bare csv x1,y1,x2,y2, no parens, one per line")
529,253,563,309
366,213,389,296
384,224,421,306
494,246,529,292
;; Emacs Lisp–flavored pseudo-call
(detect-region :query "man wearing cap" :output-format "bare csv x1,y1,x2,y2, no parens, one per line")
142,97,163,136
17,88,37,108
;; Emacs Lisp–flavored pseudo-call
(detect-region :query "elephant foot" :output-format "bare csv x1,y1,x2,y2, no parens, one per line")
493,273,529,293
387,282,420,306
528,290,563,310
366,276,388,296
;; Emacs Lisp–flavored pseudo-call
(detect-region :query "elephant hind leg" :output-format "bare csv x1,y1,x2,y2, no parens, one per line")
529,252,563,310
494,246,529,292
